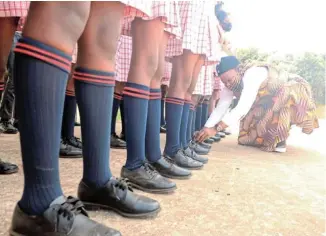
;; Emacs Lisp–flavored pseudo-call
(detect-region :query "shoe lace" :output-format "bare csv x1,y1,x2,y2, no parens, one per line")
114,177,133,192
143,163,159,178
163,155,176,165
57,196,88,221
70,136,82,145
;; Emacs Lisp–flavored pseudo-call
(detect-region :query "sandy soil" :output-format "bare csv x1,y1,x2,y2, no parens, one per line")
0,122,325,236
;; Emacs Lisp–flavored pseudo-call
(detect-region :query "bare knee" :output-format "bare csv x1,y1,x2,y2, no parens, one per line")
23,2,90,51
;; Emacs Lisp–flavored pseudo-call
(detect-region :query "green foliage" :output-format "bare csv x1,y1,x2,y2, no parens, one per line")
235,48,326,104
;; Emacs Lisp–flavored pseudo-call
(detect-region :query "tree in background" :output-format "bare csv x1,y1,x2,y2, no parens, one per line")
235,48,325,104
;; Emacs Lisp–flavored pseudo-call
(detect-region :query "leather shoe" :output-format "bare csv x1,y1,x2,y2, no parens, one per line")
189,141,210,155
210,135,221,142
164,150,203,170
110,133,126,149
10,196,120,236
150,156,191,179
204,138,214,144
183,147,208,164
78,178,160,218
121,163,176,194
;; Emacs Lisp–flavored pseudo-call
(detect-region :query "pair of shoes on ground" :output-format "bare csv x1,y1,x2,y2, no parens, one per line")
0,121,18,135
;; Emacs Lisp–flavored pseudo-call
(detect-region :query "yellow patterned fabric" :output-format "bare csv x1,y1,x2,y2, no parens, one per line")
237,66,319,152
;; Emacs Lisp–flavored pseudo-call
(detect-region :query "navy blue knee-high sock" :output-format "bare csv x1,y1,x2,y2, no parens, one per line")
201,100,209,128
111,92,122,135
123,82,149,170
160,98,166,126
146,89,162,163
180,100,191,149
61,94,77,138
195,104,202,131
164,97,184,156
74,67,114,187
187,104,195,143
192,106,196,135
120,98,125,136
14,37,70,215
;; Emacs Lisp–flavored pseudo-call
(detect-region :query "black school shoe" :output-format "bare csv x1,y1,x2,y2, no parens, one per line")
121,163,176,194
204,138,214,144
78,177,160,218
0,159,18,174
183,147,208,164
10,196,120,236
150,156,192,179
160,124,166,133
63,136,82,149
59,139,82,158
164,150,203,170
0,121,18,134
110,133,127,149
210,134,221,142
189,141,210,155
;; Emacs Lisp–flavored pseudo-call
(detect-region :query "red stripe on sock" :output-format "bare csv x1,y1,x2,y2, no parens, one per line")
74,71,115,81
15,42,71,66
66,90,75,96
123,90,149,99
73,75,115,86
123,87,150,96
14,48,71,72
114,94,123,100
165,98,184,105
149,92,161,100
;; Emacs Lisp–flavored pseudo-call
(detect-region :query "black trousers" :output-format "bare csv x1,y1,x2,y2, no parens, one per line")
0,32,21,122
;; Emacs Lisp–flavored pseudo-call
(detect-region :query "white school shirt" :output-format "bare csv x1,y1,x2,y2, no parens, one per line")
205,66,268,128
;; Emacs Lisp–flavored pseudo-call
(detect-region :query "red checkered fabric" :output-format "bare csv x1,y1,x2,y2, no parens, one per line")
161,62,172,86
121,1,180,38
213,71,222,91
72,45,78,64
115,35,132,82
166,1,220,59
0,1,30,17
203,65,214,96
193,65,215,96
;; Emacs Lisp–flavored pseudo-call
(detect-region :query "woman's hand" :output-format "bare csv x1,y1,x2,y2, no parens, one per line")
195,127,218,143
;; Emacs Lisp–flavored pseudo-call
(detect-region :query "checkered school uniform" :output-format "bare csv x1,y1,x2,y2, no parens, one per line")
121,1,181,38
213,71,222,91
0,1,29,17
193,65,213,96
115,35,132,82
166,1,220,59
161,61,172,86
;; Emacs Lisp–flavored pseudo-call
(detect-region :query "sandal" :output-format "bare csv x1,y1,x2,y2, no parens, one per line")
0,159,18,174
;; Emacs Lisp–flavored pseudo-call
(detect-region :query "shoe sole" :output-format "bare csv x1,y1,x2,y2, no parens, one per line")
83,202,161,219
59,154,83,158
178,164,203,170
4,131,18,134
130,182,177,194
160,172,192,180
110,146,127,149
0,168,18,175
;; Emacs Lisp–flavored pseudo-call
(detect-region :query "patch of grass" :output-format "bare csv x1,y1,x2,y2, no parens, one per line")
316,105,325,119
116,110,121,122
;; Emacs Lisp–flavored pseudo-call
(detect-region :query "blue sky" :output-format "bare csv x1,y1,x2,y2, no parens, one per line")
224,0,325,54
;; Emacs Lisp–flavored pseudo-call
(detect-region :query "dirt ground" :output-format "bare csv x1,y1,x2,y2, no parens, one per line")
0,121,325,236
